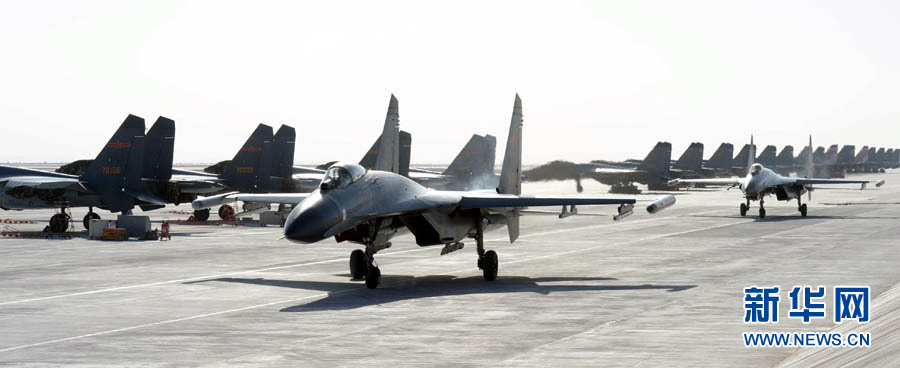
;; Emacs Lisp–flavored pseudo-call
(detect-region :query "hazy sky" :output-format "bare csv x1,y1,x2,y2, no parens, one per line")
1,1,898,165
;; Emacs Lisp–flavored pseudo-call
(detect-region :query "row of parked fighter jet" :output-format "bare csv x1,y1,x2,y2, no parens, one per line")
571,139,898,193
0,96,501,232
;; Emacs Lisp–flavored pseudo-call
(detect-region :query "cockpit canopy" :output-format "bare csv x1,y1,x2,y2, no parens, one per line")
320,162,366,191
749,163,763,176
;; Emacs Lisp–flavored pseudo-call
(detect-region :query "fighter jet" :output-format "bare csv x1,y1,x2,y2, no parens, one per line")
193,95,675,288
0,115,167,232
668,136,884,218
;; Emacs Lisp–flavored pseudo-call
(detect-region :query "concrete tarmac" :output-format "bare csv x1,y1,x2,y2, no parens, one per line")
1,172,898,366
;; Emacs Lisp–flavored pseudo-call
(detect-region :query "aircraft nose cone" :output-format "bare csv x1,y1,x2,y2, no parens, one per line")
283,196,342,244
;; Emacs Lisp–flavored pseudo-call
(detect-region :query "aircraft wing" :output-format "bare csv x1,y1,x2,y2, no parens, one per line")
322,192,665,238
192,192,310,209
3,176,84,190
667,178,742,187
780,177,884,189
458,194,634,209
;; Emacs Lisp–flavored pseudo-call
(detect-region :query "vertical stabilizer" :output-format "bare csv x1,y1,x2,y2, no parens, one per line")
273,125,296,178
399,130,411,178
706,143,734,171
83,114,146,191
143,116,175,181
806,135,813,179
674,142,704,171
498,94,523,243
222,124,274,191
374,94,400,173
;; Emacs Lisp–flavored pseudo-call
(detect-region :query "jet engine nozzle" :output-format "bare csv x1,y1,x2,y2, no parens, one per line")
646,195,676,214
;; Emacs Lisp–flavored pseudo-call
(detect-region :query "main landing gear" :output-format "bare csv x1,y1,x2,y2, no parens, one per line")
797,198,807,217
83,207,100,230
474,216,498,281
193,208,210,221
218,204,235,220
49,211,71,233
739,201,748,217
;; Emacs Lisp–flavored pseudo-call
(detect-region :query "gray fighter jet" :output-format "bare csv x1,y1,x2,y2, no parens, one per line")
1,115,167,231
668,136,884,218
196,95,676,288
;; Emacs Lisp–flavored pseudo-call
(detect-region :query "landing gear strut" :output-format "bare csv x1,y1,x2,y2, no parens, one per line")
474,215,498,281
798,198,807,217
82,207,100,230
758,198,766,218
361,219,389,289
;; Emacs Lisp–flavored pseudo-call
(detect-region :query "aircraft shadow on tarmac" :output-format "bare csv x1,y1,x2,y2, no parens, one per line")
187,276,696,312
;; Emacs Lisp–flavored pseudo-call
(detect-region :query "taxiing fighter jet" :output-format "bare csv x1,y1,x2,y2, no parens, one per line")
194,94,676,288
668,136,884,218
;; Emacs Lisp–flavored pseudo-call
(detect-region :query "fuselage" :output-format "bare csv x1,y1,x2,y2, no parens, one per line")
740,164,806,202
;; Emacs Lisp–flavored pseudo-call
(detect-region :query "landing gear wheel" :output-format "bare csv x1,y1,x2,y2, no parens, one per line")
482,250,498,281
49,213,70,233
365,266,381,289
349,249,367,279
194,208,210,221
82,212,100,230
218,204,235,220
799,204,807,217
759,208,766,218
739,203,748,217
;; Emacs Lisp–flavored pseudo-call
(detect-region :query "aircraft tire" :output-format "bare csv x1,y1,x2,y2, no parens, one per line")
800,204,807,217
218,205,235,220
365,266,381,289
759,208,766,218
83,212,100,230
482,250,498,281
739,203,748,217
50,213,70,233
194,209,210,221
350,249,367,279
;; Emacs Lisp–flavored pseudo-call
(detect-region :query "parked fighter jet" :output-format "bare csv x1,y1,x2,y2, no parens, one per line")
668,136,884,218
1,115,167,232
578,141,672,192
193,95,675,288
